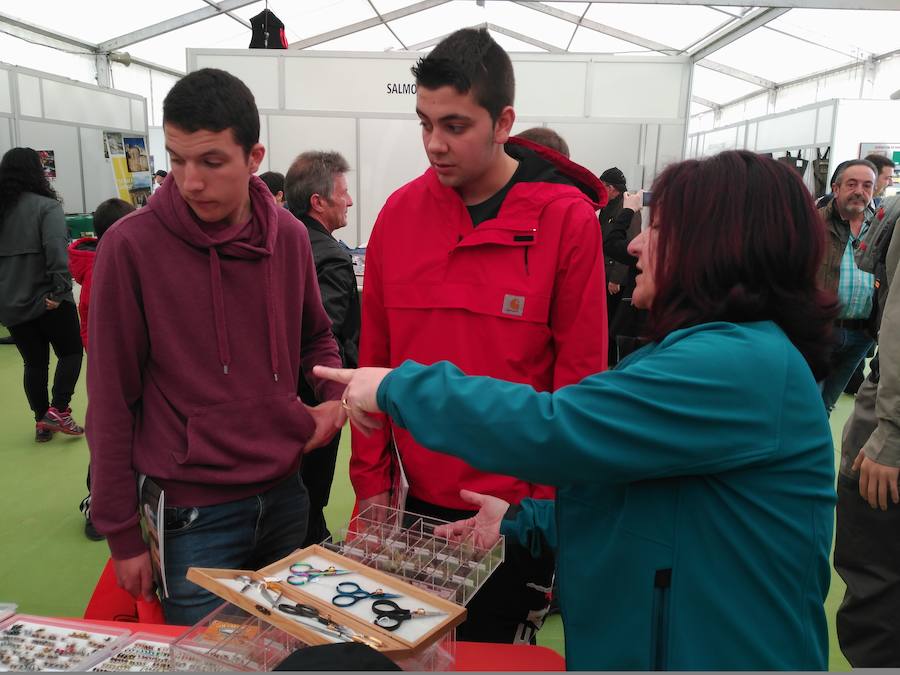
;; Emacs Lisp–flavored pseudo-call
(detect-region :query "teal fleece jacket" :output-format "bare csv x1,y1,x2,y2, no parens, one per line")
376,321,834,670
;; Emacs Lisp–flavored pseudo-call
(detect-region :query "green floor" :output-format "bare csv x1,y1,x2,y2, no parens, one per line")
0,341,855,668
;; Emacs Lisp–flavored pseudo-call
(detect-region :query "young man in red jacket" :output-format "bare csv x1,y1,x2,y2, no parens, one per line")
86,69,346,625
351,28,608,643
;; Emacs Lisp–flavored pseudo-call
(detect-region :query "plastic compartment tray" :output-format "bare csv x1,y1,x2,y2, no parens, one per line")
325,504,505,606
0,608,15,625
170,602,308,672
88,633,175,672
171,601,455,672
0,615,132,672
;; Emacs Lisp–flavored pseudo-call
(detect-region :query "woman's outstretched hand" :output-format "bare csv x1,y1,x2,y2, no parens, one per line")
433,489,508,550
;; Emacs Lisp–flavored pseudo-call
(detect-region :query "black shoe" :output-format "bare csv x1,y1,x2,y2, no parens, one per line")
0,335,14,344
35,424,53,443
80,495,105,541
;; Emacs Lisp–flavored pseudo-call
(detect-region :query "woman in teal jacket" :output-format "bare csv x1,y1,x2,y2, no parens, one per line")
317,150,838,670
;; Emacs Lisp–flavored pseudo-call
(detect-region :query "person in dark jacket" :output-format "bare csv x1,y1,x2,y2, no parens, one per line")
285,150,361,546
0,147,85,442
599,169,644,365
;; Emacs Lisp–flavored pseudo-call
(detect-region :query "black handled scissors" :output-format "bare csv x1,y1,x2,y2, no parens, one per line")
371,599,446,631
277,602,384,648
332,582,402,607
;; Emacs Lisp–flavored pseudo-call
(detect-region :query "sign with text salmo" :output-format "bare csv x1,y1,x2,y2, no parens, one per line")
285,57,420,114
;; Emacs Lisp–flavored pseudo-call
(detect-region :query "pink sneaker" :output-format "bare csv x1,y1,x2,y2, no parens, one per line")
38,407,84,436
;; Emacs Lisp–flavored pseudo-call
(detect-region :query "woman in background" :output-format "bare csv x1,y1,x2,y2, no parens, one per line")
317,150,839,670
0,147,84,442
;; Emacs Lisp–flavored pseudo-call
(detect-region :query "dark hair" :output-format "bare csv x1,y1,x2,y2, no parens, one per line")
259,171,285,197
515,127,570,158
863,153,896,173
411,28,514,122
833,159,877,186
0,147,58,223
163,68,259,155
285,151,350,216
646,150,838,379
93,198,134,239
154,170,168,178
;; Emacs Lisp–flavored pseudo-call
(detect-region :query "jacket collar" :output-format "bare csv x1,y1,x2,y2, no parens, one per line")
298,212,334,239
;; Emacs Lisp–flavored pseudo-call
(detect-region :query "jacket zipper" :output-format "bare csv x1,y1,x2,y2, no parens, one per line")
650,568,671,671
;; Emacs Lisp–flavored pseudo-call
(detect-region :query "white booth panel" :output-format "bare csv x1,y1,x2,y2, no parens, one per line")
195,54,280,110
747,122,758,150
131,99,146,132
18,74,42,118
80,127,117,213
515,61,587,117
0,118,11,156
553,122,642,185
42,80,132,130
284,57,418,114
265,115,357,175
816,104,834,145
358,117,429,248
148,126,166,173
756,108,817,151
18,119,82,213
656,124,686,176
703,126,739,155
590,62,686,119
257,115,270,173
0,70,10,114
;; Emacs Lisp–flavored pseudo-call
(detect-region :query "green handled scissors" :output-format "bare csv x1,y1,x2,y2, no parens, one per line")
286,562,352,586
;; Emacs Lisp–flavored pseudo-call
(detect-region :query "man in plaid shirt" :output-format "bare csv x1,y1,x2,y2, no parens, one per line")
817,159,878,414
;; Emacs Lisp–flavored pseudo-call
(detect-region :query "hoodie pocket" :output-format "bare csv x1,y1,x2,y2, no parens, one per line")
179,393,315,483
649,568,671,671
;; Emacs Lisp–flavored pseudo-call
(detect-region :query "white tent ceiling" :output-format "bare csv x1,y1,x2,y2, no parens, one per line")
1,0,898,113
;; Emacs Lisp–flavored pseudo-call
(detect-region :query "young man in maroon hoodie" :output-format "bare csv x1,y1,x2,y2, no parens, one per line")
86,69,346,625
351,28,608,643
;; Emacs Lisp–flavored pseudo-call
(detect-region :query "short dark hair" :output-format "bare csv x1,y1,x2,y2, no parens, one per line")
154,169,168,178
163,68,259,155
864,153,896,173
833,159,877,186
285,151,350,217
411,28,514,122
93,198,135,239
647,150,838,379
259,171,285,197
515,127,570,158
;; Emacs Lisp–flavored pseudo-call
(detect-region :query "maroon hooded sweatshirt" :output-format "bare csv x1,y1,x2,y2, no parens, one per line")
86,175,344,560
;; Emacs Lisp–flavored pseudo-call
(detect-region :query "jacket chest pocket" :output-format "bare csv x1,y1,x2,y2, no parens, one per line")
383,281,550,325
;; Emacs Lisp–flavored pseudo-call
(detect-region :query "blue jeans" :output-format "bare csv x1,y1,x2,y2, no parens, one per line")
158,472,309,625
819,327,873,415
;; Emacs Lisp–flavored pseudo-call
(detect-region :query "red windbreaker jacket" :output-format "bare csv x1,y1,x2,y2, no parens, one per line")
351,139,609,509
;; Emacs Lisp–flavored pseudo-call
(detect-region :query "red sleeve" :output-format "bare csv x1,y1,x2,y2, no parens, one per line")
349,213,394,500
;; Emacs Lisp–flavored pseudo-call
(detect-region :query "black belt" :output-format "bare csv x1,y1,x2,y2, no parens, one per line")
835,318,868,330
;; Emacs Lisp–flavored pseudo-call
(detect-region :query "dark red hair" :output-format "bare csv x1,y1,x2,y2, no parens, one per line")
646,150,838,379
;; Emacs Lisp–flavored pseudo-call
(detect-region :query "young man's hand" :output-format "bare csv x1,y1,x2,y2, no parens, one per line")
113,551,155,601
302,400,346,452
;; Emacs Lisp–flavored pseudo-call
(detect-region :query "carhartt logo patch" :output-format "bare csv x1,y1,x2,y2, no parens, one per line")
502,294,525,316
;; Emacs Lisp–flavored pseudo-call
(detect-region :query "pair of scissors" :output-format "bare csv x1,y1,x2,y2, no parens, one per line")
331,582,402,607
276,602,383,649
287,562,352,586
371,600,446,631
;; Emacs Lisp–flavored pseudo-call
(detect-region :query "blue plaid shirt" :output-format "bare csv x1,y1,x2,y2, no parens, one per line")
837,219,874,319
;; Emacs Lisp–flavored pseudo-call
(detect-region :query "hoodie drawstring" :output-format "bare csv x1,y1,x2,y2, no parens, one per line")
209,248,232,375
209,248,280,381
264,259,280,382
